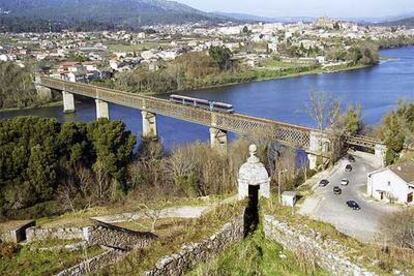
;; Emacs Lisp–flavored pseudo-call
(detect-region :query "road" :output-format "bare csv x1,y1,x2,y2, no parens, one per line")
299,151,399,243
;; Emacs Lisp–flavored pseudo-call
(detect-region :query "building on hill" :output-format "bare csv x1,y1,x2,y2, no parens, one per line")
367,160,414,204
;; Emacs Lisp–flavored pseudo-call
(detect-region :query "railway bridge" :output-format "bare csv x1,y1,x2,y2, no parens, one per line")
36,76,387,169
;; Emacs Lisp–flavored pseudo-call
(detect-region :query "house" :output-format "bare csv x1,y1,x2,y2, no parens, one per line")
367,160,414,204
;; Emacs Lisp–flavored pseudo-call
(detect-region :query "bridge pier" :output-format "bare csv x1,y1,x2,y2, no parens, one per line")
307,131,330,170
62,91,75,114
142,111,158,139
374,144,387,168
307,154,318,170
34,74,53,100
95,99,110,120
209,127,228,153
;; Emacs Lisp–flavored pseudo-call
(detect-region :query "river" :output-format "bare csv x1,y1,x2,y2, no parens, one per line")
1,47,413,149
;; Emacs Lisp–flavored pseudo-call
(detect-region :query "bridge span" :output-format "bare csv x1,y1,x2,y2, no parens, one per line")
37,76,387,169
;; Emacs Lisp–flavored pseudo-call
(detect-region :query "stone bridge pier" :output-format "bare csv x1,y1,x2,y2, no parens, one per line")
95,98,110,120
62,90,76,114
209,127,228,153
307,131,330,170
142,111,158,139
374,144,387,168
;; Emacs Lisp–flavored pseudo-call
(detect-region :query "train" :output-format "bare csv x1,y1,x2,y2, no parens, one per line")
169,94,234,113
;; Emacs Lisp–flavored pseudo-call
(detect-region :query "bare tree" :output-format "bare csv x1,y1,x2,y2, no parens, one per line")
381,209,414,250
307,90,343,167
137,204,162,232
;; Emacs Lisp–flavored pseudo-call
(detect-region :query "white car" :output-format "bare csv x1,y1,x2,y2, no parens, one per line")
341,179,349,186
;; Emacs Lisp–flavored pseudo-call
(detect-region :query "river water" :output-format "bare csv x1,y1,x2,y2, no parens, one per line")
1,47,413,148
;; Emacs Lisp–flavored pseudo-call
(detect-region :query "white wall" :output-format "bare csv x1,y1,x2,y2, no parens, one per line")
367,170,410,203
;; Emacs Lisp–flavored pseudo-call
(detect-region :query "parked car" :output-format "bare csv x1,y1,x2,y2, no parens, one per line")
345,164,353,172
333,186,342,195
346,200,360,210
319,179,329,187
348,155,355,162
341,179,349,186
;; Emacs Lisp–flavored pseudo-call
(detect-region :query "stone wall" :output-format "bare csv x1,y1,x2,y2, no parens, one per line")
85,220,158,250
56,247,125,276
0,220,36,243
145,216,244,276
263,215,375,276
26,221,157,251
26,227,85,242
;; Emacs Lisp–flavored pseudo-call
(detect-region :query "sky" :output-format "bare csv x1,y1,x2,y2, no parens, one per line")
176,0,414,19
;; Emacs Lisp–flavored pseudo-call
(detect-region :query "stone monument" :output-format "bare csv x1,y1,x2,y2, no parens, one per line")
238,144,271,200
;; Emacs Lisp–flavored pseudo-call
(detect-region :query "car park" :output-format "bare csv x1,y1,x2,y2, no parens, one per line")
319,179,329,187
341,179,349,186
346,200,360,210
333,186,342,195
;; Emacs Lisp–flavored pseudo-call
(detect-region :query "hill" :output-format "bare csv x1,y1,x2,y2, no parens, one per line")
0,0,232,32
213,11,315,23
380,17,414,27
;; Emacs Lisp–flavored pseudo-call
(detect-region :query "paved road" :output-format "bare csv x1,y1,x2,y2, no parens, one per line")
299,152,399,243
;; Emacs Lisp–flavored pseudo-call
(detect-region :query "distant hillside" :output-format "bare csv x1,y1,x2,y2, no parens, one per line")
213,12,315,24
0,0,233,32
381,17,414,27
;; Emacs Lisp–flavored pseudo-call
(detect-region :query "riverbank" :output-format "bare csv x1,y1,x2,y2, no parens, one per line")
149,62,372,96
0,100,62,113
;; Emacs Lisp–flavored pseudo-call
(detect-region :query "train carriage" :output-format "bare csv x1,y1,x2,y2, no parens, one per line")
170,94,234,113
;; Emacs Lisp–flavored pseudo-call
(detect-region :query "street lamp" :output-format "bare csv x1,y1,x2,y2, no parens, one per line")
278,168,288,204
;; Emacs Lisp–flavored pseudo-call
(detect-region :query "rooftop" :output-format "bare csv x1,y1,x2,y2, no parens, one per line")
389,160,414,184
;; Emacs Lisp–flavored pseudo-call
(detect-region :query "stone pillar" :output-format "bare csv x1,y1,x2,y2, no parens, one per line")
307,131,331,170
374,144,387,168
307,154,318,170
238,144,271,200
142,111,157,139
95,99,110,120
209,127,228,152
34,74,52,100
62,90,75,114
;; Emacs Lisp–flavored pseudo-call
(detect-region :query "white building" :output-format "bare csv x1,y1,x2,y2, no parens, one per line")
367,160,414,204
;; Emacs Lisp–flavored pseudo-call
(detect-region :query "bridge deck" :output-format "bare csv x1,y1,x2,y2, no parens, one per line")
40,77,382,151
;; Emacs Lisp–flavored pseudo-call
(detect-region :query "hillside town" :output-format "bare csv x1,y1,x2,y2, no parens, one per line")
1,18,413,82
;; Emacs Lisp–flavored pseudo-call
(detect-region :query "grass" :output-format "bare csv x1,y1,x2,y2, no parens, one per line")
262,196,414,275
188,229,328,276
0,239,104,276
37,195,229,228
96,201,245,275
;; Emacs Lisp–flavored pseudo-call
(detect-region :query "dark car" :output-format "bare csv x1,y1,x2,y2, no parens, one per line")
319,179,329,187
345,164,353,172
348,155,355,162
333,186,342,195
346,200,360,210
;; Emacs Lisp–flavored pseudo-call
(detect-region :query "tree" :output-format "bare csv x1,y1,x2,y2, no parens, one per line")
381,209,414,249
342,104,363,135
307,91,342,167
208,46,233,70
0,62,38,109
307,91,341,132
87,119,136,193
